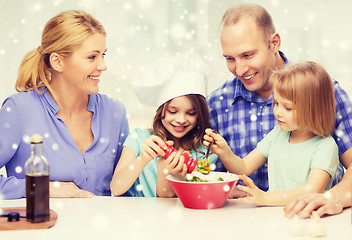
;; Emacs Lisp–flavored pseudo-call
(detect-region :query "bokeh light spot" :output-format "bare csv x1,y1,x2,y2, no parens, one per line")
15,166,22,174
136,184,143,192
223,185,230,192
52,143,59,151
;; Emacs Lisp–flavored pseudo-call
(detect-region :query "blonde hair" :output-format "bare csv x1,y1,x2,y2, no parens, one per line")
221,4,275,42
16,10,106,94
271,61,336,137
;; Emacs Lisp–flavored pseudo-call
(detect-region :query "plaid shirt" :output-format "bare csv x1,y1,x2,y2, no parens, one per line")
207,52,351,191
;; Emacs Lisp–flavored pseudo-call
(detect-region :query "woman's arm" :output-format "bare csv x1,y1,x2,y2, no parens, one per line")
49,182,94,198
0,98,26,199
238,168,331,206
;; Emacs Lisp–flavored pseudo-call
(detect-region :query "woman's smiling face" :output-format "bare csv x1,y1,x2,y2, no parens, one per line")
61,33,107,95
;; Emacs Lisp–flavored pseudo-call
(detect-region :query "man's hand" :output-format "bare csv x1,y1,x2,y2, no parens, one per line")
284,192,344,219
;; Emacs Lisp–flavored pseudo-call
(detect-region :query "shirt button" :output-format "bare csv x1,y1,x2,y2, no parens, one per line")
264,163,268,167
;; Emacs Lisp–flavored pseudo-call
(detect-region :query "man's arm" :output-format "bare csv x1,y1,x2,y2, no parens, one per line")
284,151,352,219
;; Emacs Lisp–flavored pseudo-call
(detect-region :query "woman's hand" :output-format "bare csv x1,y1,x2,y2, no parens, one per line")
140,135,167,163
236,174,266,205
50,181,95,198
284,193,344,219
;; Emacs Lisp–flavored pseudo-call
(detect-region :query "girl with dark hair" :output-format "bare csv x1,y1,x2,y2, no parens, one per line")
110,52,217,197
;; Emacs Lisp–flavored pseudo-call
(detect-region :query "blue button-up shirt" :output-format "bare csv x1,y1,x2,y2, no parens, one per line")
207,52,351,191
0,87,129,199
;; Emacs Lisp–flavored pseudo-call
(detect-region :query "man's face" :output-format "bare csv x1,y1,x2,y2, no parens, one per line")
220,18,279,99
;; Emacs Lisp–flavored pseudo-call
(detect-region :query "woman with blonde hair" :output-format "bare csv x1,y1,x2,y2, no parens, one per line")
204,61,339,206
0,10,130,199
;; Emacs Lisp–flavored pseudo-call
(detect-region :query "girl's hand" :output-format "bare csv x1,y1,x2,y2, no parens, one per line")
140,135,167,163
50,182,95,198
165,150,187,176
236,175,266,206
227,185,250,199
203,128,232,157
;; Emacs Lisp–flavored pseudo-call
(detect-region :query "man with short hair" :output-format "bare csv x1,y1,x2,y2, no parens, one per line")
207,3,352,199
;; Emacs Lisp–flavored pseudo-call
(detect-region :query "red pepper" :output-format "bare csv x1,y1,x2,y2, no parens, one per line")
182,153,190,167
163,145,177,159
187,158,197,173
162,143,197,173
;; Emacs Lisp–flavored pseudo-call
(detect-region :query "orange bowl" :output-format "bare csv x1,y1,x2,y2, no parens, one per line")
166,172,239,209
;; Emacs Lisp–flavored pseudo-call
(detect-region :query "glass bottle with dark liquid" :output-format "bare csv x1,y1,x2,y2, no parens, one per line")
25,134,50,223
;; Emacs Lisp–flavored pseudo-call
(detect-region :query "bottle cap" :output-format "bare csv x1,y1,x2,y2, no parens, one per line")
31,134,43,143
7,212,20,222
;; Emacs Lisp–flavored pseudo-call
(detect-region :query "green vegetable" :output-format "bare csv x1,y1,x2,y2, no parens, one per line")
186,176,225,182
186,176,209,182
197,158,211,175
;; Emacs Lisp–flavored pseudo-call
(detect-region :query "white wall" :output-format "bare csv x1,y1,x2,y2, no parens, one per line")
1,0,351,132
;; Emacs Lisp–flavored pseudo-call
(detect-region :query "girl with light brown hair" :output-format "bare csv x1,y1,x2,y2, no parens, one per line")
204,61,339,206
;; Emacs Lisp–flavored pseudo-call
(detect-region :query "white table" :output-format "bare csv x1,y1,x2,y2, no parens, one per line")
0,197,351,240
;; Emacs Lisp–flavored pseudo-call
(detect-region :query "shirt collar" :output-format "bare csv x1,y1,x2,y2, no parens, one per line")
87,94,97,113
279,50,290,66
42,86,97,114
42,87,60,114
232,50,289,104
